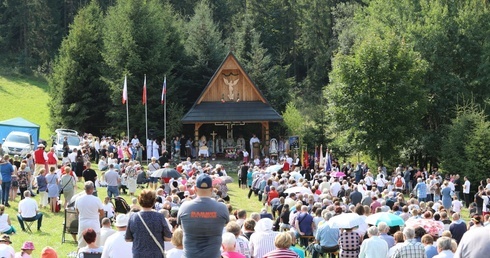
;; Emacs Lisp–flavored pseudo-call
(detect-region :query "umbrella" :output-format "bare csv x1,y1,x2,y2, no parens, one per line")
366,212,405,227
289,171,302,181
212,176,233,186
220,176,233,184
405,218,444,237
151,168,181,178
284,186,312,195
265,164,283,173
332,171,346,178
330,213,364,229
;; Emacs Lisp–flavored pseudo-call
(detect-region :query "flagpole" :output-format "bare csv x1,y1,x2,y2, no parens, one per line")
164,76,167,151
124,75,130,138
144,74,148,163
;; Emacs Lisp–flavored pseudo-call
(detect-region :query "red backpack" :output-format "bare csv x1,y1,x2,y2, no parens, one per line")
395,177,403,187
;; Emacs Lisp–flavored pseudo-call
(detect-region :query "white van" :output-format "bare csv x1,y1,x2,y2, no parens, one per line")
2,131,34,157
52,129,80,157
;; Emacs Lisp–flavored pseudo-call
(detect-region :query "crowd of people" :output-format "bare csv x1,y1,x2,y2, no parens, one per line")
2,131,490,258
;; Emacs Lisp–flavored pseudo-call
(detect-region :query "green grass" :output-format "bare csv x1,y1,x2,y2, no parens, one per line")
0,74,51,141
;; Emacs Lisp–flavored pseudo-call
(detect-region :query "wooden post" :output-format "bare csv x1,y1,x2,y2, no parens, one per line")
262,122,270,156
194,123,202,149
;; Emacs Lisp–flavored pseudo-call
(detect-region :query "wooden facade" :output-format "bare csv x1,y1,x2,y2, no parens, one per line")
182,52,282,155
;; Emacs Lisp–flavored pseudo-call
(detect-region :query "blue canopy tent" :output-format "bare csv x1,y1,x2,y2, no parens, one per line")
0,117,40,148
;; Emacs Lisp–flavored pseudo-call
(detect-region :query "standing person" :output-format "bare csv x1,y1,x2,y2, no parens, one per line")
414,178,428,202
463,176,471,208
75,181,104,248
104,164,120,198
46,147,58,172
125,162,137,197
152,139,160,160
101,214,132,258
250,134,260,161
17,163,30,200
59,167,76,209
46,167,59,213
74,150,85,181
441,181,453,211
177,173,229,258
147,158,160,190
36,168,48,208
0,155,14,207
240,162,249,190
33,144,48,176
82,162,98,197
126,189,172,257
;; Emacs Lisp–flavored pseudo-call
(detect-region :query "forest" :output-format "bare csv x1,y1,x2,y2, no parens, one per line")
1,0,490,182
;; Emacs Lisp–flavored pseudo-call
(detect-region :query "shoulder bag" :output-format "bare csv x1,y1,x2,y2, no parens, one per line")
137,212,165,256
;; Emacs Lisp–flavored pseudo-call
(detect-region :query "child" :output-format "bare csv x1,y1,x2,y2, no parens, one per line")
166,228,184,258
103,197,114,219
15,241,35,258
452,196,463,214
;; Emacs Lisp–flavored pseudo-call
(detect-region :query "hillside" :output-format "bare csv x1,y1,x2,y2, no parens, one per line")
0,75,51,140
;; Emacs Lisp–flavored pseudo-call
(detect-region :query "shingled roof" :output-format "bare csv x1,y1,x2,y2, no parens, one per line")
181,101,282,123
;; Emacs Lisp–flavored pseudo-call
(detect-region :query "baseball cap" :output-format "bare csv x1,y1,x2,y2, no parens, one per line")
196,173,212,189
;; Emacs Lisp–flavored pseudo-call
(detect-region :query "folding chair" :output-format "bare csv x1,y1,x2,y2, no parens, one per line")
22,217,37,234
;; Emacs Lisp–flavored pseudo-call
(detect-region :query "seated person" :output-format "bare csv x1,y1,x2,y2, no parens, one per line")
78,228,103,257
0,204,16,234
17,190,43,232
98,156,108,171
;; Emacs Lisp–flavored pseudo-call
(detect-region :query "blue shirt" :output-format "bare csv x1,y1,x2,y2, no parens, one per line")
290,245,305,258
380,233,395,248
315,222,339,247
425,245,438,258
0,163,13,182
414,182,427,198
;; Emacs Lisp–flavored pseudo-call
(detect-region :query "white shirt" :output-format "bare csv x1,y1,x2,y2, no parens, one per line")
18,197,38,218
75,193,104,232
68,152,77,162
452,200,463,213
101,231,133,258
99,227,116,246
448,181,455,191
0,244,14,258
330,182,341,197
131,138,140,146
434,250,454,258
463,180,471,194
359,235,389,258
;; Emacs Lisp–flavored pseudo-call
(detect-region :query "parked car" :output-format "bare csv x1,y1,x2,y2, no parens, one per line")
2,131,34,157
52,129,80,158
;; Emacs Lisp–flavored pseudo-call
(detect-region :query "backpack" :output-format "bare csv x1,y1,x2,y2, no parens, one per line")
395,177,403,188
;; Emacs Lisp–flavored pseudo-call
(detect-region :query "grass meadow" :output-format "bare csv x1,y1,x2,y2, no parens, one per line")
0,74,51,140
